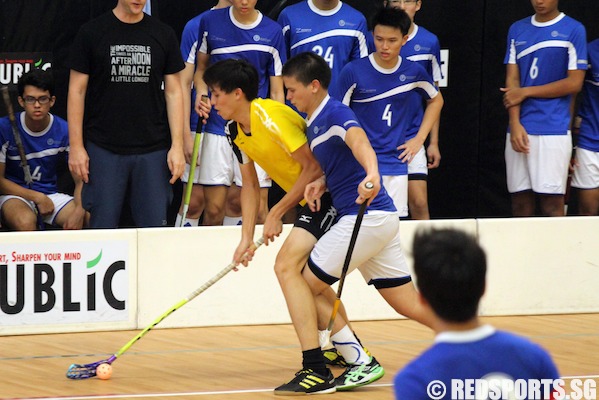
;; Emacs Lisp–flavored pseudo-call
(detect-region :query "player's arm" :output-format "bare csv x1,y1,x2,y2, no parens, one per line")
345,126,380,204
269,75,285,103
264,144,323,241
180,62,196,162
67,70,90,183
427,81,442,169
236,161,261,265
503,69,586,108
62,173,87,230
502,63,529,154
164,72,185,183
193,52,211,120
0,162,53,215
399,91,444,163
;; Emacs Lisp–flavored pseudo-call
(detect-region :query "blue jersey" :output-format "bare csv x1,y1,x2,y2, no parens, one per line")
180,10,208,132
278,0,373,91
504,13,587,135
578,39,599,152
333,55,439,176
0,113,69,195
400,24,443,140
394,326,560,400
306,96,396,217
199,7,286,135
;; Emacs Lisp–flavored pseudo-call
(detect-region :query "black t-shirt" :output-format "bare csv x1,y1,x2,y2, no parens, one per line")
69,12,184,154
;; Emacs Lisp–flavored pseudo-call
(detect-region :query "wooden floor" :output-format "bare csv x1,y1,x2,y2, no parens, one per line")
1,314,598,400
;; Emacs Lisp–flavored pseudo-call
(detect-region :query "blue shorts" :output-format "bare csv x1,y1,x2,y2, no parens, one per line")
82,142,172,228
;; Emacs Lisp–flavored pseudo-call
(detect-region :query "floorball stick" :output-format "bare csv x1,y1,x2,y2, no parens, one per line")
1,86,44,229
179,94,209,226
66,237,264,379
320,182,372,348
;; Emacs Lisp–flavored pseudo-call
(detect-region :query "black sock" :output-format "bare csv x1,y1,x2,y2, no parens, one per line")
302,348,328,376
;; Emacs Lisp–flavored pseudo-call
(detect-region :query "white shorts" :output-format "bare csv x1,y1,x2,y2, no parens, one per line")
0,192,73,225
382,175,408,217
505,133,572,195
407,145,428,176
572,147,599,189
198,132,271,188
308,212,412,289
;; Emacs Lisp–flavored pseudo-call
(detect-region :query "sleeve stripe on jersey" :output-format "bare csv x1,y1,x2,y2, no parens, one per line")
309,125,347,151
184,41,198,64
586,79,599,87
281,25,290,35
341,83,357,106
516,40,581,70
352,81,439,103
199,32,209,54
0,142,8,163
211,44,284,74
290,29,368,57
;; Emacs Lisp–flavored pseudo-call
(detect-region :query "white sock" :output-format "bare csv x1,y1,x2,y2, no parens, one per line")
223,216,242,226
175,214,199,227
331,325,370,365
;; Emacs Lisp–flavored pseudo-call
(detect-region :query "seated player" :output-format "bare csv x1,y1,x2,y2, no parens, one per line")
0,69,87,231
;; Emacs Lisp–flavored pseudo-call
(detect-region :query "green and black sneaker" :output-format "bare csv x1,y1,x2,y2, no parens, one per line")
334,357,385,391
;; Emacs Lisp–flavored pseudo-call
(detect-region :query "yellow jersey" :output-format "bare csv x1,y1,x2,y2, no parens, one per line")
226,98,307,194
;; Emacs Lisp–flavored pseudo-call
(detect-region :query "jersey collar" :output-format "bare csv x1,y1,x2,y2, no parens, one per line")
307,0,343,16
434,324,496,344
531,12,565,27
306,94,330,126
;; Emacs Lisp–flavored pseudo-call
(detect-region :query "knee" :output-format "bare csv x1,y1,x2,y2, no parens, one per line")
202,203,225,224
9,212,38,231
274,250,303,281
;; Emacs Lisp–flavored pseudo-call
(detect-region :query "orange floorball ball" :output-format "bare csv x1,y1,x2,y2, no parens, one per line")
96,363,113,380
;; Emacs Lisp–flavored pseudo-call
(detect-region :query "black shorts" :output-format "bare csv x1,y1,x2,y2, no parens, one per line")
294,192,337,240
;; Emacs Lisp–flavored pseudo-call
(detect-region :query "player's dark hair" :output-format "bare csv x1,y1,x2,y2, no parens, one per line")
412,228,486,323
282,52,331,90
17,69,55,97
372,7,412,37
203,58,259,101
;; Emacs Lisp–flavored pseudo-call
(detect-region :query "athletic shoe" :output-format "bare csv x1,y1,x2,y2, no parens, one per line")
334,357,385,391
322,348,347,367
274,368,336,396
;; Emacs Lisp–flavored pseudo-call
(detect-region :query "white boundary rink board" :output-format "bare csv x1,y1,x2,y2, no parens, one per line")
1,217,598,336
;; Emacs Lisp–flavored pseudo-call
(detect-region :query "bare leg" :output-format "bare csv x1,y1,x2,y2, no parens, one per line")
201,185,228,225
1,199,38,231
577,188,599,215
539,194,565,217
511,191,535,216
408,180,430,220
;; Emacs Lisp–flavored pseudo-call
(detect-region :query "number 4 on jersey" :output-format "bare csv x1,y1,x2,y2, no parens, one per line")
382,104,392,127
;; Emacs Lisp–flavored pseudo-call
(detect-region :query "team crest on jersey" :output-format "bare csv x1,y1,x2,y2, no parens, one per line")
550,30,568,39
414,44,421,51
399,74,407,82
252,35,272,44
47,138,54,145
313,126,320,134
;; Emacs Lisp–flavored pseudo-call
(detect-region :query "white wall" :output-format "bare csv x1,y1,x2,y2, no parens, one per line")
1,217,598,336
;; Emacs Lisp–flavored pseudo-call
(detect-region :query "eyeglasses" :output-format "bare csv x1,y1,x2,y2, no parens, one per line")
23,96,51,105
387,0,419,5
